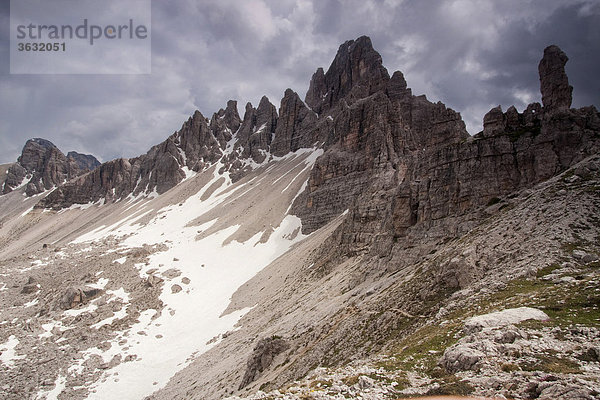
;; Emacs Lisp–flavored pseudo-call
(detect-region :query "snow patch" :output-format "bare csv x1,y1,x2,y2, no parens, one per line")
0,335,25,367
180,166,197,181
24,298,39,308
88,277,109,290
63,303,98,317
79,171,312,399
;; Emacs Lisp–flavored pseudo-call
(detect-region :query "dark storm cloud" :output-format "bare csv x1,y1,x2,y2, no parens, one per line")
1,0,599,164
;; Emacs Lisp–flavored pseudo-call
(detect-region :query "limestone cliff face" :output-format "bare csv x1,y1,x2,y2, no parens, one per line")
66,151,101,171
13,39,598,234
294,43,599,260
1,139,99,196
290,37,470,234
271,89,318,156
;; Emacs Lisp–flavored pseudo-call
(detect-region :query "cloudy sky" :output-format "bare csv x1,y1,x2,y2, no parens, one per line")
1,0,599,164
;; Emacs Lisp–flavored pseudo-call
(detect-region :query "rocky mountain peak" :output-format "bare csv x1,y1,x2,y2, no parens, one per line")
66,151,101,171
228,96,278,165
221,100,242,133
304,35,390,114
386,70,412,100
2,138,99,196
304,67,325,111
211,100,242,149
539,44,573,112
271,89,317,156
18,138,60,171
256,96,278,135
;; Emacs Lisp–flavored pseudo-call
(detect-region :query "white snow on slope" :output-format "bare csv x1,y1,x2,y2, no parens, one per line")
36,374,67,400
0,335,25,367
71,151,321,399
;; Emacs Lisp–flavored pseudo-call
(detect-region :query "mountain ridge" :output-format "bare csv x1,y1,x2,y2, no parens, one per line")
0,36,599,400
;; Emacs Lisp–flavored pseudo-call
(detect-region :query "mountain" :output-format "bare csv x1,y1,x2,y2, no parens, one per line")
66,151,101,171
0,37,598,400
1,138,100,197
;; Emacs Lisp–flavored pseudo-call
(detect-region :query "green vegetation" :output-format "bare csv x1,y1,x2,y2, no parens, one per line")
309,379,332,389
500,362,520,372
378,320,462,377
374,250,599,394
519,353,581,374
426,376,475,396
536,263,561,278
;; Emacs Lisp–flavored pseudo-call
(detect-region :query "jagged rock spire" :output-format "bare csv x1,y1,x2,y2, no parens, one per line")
304,36,390,114
538,45,573,112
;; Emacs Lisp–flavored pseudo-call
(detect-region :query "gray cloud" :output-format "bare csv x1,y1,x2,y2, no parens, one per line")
1,0,598,163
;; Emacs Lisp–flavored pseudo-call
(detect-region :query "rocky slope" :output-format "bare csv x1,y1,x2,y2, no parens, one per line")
0,37,598,400
147,40,599,400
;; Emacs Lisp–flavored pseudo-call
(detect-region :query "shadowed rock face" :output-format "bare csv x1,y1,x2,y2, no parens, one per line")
239,337,289,389
271,89,318,156
292,43,599,249
67,152,101,171
539,45,573,112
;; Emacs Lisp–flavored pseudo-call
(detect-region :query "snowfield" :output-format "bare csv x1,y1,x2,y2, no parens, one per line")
63,151,320,399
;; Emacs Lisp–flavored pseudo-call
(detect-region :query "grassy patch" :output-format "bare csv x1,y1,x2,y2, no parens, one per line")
536,263,561,278
341,375,359,386
426,375,474,396
309,379,332,389
380,261,599,378
379,320,462,377
478,273,600,327
501,362,520,372
519,354,581,374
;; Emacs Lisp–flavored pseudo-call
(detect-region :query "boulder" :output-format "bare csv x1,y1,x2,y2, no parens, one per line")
239,336,289,389
57,286,102,310
464,307,548,334
439,344,485,373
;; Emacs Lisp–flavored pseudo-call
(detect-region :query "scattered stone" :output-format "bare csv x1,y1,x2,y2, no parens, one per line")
577,347,600,362
439,344,485,373
357,375,375,390
171,284,182,294
163,269,182,279
146,275,163,288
